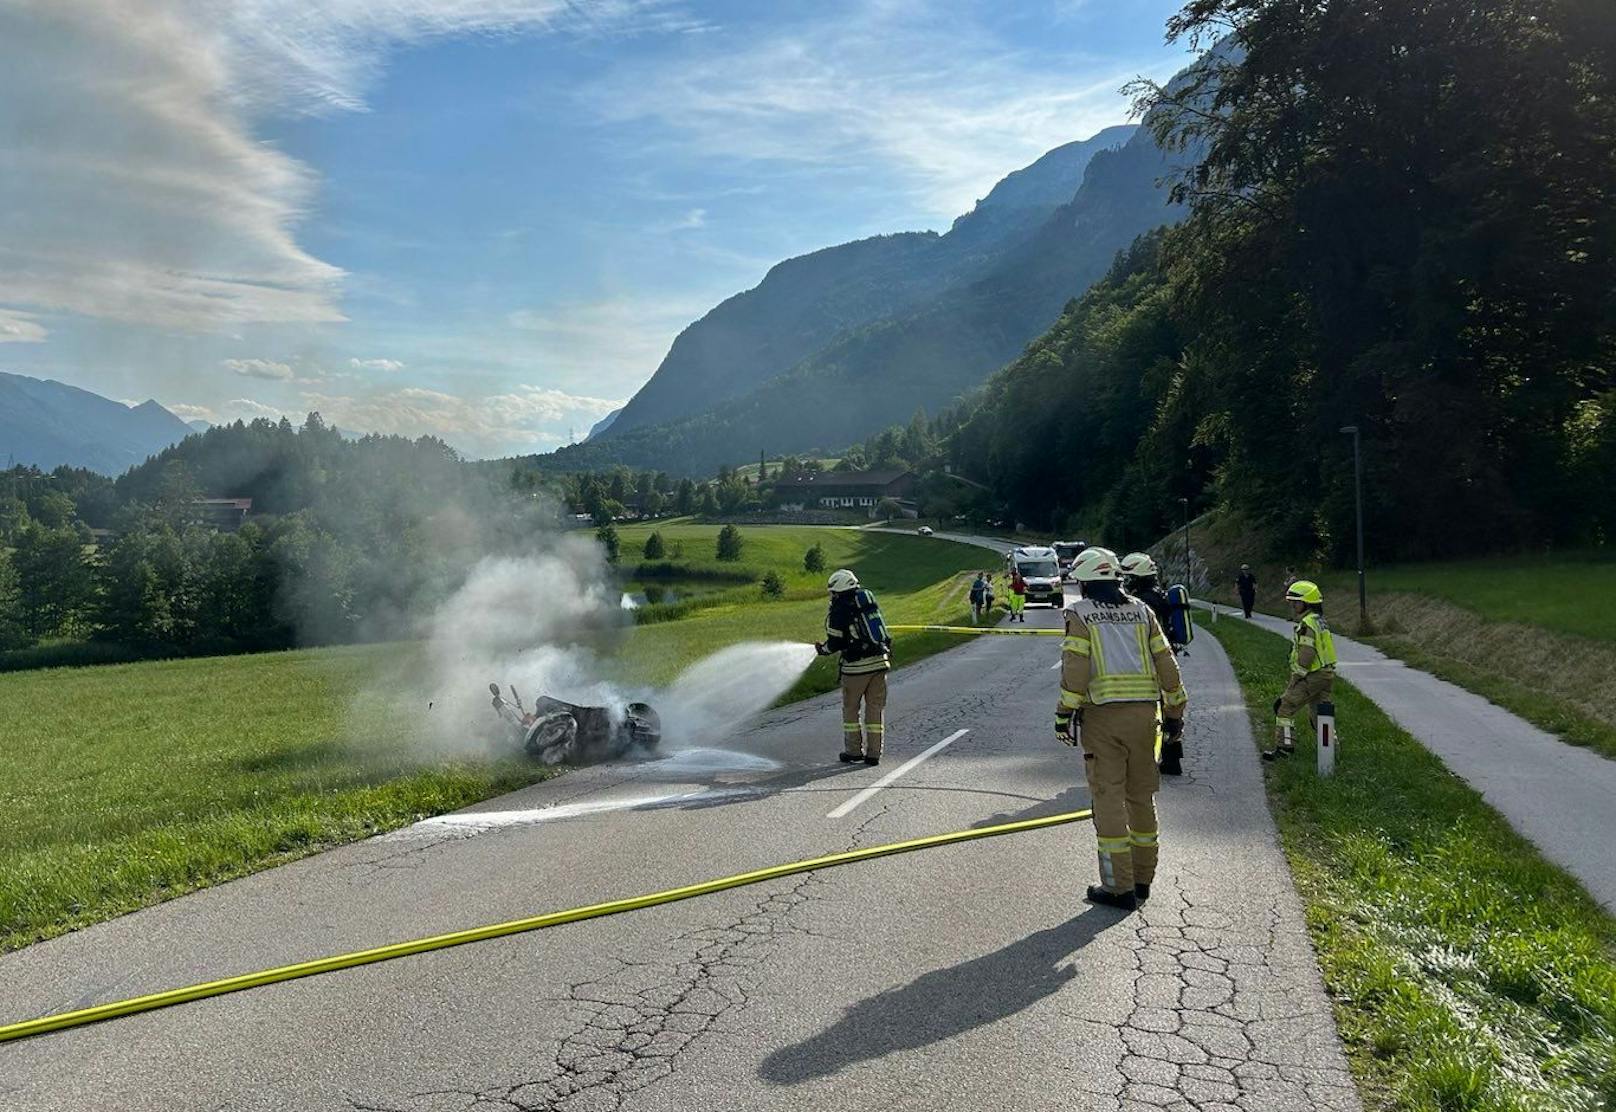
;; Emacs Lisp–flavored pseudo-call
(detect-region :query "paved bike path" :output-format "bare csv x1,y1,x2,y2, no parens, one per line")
1204,604,1616,913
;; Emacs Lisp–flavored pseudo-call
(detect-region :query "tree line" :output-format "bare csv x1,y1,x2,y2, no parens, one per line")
948,0,1615,560
0,416,563,661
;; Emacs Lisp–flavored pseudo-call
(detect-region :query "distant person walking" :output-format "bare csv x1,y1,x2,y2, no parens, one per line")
1008,568,1028,622
1263,580,1337,762
1057,547,1189,911
1236,565,1258,618
969,573,989,624
1282,566,1298,593
817,569,892,766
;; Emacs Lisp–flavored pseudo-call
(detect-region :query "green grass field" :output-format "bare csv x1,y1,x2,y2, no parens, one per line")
0,526,989,953
0,645,554,953
1207,618,1616,1111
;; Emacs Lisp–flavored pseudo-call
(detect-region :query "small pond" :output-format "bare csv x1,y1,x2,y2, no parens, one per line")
619,580,729,610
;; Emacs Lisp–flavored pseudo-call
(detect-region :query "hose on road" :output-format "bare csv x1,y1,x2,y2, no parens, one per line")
890,625,1063,636
0,807,1092,1045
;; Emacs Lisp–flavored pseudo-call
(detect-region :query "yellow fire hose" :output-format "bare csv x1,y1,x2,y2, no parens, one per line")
889,625,1064,636
0,807,1092,1045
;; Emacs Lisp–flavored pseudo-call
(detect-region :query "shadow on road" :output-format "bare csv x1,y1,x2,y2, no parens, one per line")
971,782,1090,829
758,909,1122,1084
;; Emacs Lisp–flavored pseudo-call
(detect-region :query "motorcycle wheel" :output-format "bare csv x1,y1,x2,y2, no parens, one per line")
524,712,578,763
625,702,662,748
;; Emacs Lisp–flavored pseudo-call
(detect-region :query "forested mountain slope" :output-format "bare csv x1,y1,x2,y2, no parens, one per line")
542,123,1182,475
595,126,1136,440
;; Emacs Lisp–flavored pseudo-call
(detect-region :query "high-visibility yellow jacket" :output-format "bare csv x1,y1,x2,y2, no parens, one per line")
1289,612,1337,676
1059,596,1187,714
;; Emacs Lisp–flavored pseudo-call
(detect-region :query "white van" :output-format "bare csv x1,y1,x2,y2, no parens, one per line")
1005,545,1065,607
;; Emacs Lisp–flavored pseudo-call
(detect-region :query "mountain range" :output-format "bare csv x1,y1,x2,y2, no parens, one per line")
0,371,196,474
535,115,1187,477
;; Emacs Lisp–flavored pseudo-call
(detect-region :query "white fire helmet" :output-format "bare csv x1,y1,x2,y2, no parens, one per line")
1070,547,1122,582
827,569,860,593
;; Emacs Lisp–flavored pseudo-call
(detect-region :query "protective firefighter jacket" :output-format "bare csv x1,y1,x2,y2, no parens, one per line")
825,588,892,676
1060,596,1187,711
1289,612,1337,676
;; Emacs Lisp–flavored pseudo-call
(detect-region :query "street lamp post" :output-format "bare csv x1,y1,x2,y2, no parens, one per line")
1179,496,1191,588
1340,426,1367,627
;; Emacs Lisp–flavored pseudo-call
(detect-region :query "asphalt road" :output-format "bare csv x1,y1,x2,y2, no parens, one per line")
1,591,1360,1112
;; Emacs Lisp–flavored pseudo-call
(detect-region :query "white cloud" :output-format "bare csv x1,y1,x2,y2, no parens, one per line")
0,0,697,334
301,384,623,456
588,2,1178,219
165,398,287,425
507,293,713,382
223,357,296,380
349,357,405,372
0,308,48,343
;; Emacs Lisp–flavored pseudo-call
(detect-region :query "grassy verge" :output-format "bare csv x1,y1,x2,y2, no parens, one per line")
1,526,989,954
0,644,556,954
1206,617,1616,1111
1186,510,1616,761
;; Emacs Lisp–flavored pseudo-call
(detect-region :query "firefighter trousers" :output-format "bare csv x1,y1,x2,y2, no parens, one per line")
1275,670,1334,747
1079,702,1161,894
840,670,888,757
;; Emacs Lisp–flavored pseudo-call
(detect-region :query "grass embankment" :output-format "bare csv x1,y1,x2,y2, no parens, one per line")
0,645,554,954
607,523,994,701
1207,617,1616,1112
1,526,987,953
1190,510,1616,760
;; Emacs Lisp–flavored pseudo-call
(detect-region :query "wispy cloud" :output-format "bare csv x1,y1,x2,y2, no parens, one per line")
223,358,296,381
0,0,698,335
0,309,48,344
301,384,622,456
350,357,405,372
167,398,287,425
588,0,1177,218
507,293,715,382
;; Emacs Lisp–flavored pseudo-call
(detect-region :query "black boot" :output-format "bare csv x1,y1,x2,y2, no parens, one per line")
1134,883,1151,901
1086,885,1138,911
863,755,881,766
1260,745,1295,762
838,751,863,764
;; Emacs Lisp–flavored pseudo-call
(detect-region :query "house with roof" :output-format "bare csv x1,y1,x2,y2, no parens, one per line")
773,469,915,515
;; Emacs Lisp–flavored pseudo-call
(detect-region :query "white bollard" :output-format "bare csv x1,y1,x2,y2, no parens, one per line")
1316,701,1337,777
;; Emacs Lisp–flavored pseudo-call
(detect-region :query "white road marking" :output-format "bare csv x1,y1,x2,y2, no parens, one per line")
389,788,759,838
826,729,970,819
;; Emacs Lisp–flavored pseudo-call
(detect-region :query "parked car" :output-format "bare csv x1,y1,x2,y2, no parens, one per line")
1005,545,1065,607
1053,540,1088,578
917,525,934,536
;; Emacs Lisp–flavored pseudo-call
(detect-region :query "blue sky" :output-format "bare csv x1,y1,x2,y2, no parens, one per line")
0,0,1194,458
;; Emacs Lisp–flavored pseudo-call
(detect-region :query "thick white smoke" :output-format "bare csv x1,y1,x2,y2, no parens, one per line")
409,542,818,760
415,538,627,754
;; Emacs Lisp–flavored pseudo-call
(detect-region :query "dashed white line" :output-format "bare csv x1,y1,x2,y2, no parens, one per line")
826,729,970,819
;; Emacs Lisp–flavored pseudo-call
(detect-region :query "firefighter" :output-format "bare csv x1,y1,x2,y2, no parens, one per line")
1236,564,1257,619
1120,552,1185,776
1057,547,1189,910
816,569,891,766
1262,580,1337,761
